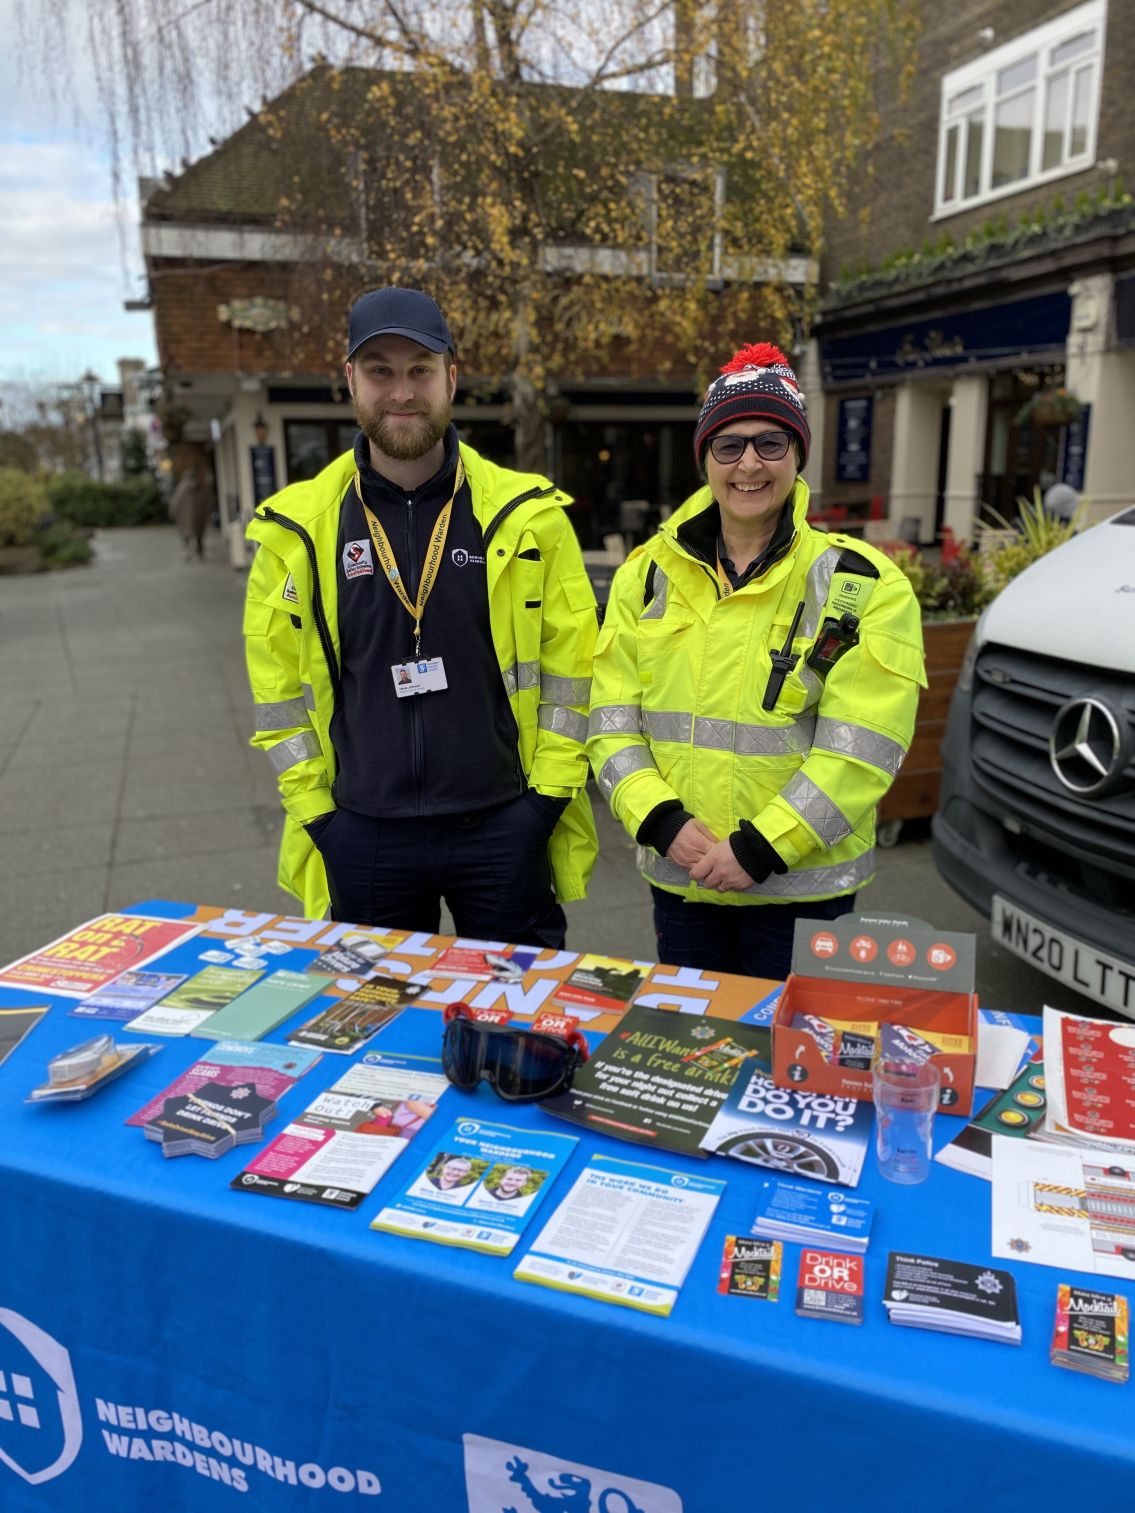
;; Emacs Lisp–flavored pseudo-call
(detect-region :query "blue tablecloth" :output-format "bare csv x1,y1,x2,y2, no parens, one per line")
1,901,1131,1513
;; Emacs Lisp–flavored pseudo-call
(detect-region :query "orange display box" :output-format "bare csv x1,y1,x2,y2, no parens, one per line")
772,914,978,1117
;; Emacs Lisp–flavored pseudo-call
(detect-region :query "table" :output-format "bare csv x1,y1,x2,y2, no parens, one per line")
1,900,1131,1512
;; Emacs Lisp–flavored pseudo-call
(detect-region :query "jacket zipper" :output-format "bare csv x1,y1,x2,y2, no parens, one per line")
483,483,558,551
257,506,342,707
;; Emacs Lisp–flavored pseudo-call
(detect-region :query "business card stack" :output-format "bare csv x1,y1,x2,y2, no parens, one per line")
883,1253,1021,1345
796,1251,864,1325
144,1080,278,1158
1051,1284,1129,1383
752,1178,874,1253
718,1237,782,1300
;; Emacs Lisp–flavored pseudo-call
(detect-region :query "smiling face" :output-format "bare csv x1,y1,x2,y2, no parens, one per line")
437,1157,472,1189
704,419,798,537
346,334,456,462
498,1165,530,1197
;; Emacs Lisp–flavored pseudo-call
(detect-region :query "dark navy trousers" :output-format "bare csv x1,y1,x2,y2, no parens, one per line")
650,886,855,981
308,795,567,947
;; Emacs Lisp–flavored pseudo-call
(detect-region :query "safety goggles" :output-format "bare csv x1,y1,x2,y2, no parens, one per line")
441,1003,590,1103
708,430,793,464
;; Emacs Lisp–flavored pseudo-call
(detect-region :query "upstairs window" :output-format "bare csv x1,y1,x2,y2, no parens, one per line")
935,0,1105,217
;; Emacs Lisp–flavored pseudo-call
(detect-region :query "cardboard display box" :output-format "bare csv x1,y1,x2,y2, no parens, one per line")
772,914,978,1117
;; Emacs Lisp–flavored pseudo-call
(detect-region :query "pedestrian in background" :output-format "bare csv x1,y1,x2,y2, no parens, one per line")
169,465,210,560
588,341,926,980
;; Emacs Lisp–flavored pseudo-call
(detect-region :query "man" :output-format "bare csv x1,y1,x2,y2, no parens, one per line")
244,288,598,945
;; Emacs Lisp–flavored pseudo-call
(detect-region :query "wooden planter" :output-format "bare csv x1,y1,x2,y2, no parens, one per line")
876,617,976,842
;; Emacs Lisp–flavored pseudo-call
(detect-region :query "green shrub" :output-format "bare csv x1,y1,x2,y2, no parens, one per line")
37,519,94,568
47,471,165,528
0,468,49,546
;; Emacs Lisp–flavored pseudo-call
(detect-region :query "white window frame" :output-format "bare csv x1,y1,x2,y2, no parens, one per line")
933,0,1106,219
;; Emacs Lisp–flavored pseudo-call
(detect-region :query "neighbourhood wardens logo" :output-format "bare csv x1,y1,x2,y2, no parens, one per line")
0,1309,82,1486
463,1433,681,1513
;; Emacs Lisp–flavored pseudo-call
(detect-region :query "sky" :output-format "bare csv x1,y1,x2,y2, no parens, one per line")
0,2,161,397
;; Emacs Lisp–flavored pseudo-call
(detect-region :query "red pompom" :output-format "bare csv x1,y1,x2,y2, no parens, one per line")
720,342,789,375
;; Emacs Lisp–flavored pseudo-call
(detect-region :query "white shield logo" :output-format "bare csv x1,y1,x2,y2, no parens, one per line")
0,1310,83,1486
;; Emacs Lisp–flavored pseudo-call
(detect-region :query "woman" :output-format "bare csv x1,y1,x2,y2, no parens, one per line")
587,343,926,980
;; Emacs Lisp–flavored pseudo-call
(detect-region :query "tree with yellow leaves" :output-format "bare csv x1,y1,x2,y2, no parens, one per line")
28,0,917,468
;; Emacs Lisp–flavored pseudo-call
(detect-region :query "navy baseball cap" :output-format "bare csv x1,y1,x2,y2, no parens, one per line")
347,288,455,359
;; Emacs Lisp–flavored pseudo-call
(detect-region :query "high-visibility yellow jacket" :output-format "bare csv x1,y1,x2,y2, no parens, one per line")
243,444,599,918
588,480,927,905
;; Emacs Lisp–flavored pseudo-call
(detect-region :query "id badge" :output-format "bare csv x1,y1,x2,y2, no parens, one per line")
391,657,449,697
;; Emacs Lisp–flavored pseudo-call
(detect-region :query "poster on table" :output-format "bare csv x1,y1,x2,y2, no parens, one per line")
0,913,201,998
371,1117,578,1256
541,1004,769,1156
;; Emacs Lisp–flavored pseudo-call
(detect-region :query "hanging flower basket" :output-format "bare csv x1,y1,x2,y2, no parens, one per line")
1014,387,1083,427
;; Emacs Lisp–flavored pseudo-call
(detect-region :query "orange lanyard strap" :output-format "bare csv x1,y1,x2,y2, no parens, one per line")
356,457,465,659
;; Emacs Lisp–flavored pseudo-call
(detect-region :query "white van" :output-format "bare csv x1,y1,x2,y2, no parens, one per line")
932,506,1135,1017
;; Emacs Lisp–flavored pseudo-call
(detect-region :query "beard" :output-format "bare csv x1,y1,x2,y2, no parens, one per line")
353,392,452,461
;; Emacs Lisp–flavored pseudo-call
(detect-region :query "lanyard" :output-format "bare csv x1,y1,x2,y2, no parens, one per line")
355,457,465,660
715,549,734,599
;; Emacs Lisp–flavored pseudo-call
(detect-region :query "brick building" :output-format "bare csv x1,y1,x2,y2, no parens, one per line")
138,66,813,548
810,0,1134,541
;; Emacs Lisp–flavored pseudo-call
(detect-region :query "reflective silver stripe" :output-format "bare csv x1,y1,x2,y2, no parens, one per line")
589,705,642,738
302,683,316,713
637,845,875,898
502,660,541,696
541,673,591,706
538,705,588,743
813,717,907,776
781,773,853,847
254,698,310,732
597,744,658,798
795,547,843,707
640,567,669,620
731,715,815,755
266,730,322,775
642,709,692,743
638,710,815,752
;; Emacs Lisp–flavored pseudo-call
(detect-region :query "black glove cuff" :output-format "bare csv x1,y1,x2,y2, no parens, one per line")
729,821,787,884
636,801,692,857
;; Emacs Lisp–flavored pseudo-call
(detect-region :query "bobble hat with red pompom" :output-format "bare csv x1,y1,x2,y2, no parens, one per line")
693,341,811,468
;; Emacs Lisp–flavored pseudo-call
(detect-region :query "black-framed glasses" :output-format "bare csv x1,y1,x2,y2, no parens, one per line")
708,431,793,464
441,1003,590,1103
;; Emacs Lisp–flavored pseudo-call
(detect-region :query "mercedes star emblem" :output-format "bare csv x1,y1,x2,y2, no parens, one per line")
1049,697,1127,797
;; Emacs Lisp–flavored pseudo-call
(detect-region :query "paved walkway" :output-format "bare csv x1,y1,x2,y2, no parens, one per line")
6,524,1058,1009
0,525,658,965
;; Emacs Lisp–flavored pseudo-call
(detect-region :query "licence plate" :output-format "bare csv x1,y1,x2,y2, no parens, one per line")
992,896,1135,1018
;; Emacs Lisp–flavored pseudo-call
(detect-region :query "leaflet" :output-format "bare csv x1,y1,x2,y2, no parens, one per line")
0,1005,49,1067
431,941,538,982
514,1154,725,1317
288,974,426,1053
371,1118,577,1256
193,970,333,1042
1044,1007,1135,1151
700,1055,873,1188
541,1004,769,1157
233,1052,449,1210
992,1137,1135,1283
124,966,265,1036
127,1039,321,1128
0,914,200,999
553,954,651,1014
71,969,190,1023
